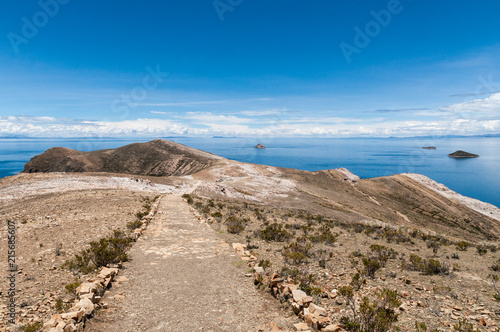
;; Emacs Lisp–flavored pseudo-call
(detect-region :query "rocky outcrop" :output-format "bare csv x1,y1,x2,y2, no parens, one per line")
422,146,436,149
23,139,225,176
448,150,479,158
254,144,266,149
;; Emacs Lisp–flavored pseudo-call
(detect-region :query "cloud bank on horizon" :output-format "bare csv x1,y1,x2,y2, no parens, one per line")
1,93,499,138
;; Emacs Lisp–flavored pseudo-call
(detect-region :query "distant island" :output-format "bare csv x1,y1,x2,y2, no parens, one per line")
422,146,436,149
449,150,479,158
254,144,266,149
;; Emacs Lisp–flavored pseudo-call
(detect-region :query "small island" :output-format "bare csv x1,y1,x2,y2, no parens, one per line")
448,150,479,158
422,146,436,149
254,144,266,149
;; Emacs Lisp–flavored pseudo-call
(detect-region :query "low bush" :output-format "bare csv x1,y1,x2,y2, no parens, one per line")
382,228,412,244
404,254,449,275
282,241,312,265
350,272,366,291
476,245,488,256
225,216,245,234
260,223,292,242
427,240,441,256
455,241,469,251
415,321,440,332
309,225,337,246
55,298,70,313
491,258,500,272
64,279,81,296
62,231,132,274
369,244,397,267
339,288,401,332
126,219,143,231
362,257,381,278
258,259,272,269
453,319,481,331
280,266,302,280
211,211,223,218
182,194,194,204
20,322,44,332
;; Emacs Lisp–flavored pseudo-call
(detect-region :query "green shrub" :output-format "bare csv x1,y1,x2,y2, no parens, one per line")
62,231,132,273
340,288,401,332
309,225,337,245
55,298,70,313
20,322,44,332
414,321,440,332
126,219,143,231
282,241,311,265
369,244,397,267
350,272,366,291
297,273,321,296
455,241,469,251
453,319,481,332
280,266,302,279
225,216,245,234
427,240,441,256
404,254,449,276
258,259,272,269
382,228,412,244
477,245,488,256
211,211,223,218
64,279,80,295
491,258,500,272
260,223,292,242
362,257,381,278
182,194,194,204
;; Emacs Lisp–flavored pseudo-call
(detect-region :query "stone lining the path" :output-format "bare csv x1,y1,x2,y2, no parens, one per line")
231,242,346,332
39,196,162,332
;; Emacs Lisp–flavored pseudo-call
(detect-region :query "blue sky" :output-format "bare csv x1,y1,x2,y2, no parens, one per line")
1,0,500,137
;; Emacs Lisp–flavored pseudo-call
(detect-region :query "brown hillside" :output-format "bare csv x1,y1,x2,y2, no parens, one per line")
23,139,225,176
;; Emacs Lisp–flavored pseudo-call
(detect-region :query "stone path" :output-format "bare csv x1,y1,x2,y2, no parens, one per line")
86,194,293,332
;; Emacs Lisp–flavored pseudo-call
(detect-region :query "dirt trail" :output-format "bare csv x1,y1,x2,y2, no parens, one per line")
85,195,293,332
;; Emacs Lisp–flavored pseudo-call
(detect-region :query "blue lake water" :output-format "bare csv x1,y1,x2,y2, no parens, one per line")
1,136,499,208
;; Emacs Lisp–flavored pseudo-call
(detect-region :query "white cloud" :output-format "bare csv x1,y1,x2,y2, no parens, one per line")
440,92,500,116
238,109,291,116
183,112,254,124
1,98,500,139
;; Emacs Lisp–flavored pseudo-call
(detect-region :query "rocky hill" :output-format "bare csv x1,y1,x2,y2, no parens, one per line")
3,140,500,331
23,139,225,176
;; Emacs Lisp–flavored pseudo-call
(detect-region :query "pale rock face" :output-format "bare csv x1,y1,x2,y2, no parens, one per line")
72,298,94,316
61,310,84,322
293,322,310,331
292,289,308,302
292,302,301,314
98,267,119,279
75,283,98,296
254,266,265,274
323,324,345,332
